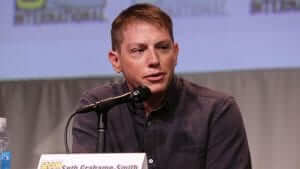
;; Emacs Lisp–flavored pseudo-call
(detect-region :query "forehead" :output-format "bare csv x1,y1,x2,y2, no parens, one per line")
121,21,171,43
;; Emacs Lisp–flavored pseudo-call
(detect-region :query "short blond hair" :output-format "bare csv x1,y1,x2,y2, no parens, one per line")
111,3,174,51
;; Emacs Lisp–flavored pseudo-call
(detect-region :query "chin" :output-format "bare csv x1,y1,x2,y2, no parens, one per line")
148,83,168,95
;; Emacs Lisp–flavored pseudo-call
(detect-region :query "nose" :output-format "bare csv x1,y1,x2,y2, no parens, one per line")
147,49,160,67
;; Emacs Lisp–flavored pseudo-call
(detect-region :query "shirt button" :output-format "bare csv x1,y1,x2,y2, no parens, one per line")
148,158,154,164
146,121,152,127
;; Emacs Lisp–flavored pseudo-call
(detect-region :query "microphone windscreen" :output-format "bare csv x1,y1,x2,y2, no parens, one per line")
130,86,151,103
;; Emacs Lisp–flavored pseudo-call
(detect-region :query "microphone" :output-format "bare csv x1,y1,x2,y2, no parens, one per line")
76,85,151,114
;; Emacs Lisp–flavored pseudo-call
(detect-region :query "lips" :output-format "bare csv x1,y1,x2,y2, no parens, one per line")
144,72,165,82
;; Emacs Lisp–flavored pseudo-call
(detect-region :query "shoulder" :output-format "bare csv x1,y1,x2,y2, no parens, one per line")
179,77,234,104
79,78,126,105
176,77,240,120
178,77,244,130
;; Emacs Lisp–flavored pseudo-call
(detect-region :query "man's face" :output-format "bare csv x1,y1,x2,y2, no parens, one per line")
109,21,178,95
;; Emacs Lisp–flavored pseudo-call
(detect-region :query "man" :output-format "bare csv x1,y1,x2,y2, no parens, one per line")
72,3,252,169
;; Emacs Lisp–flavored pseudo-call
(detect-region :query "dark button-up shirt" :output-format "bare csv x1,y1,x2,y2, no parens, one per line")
72,76,252,169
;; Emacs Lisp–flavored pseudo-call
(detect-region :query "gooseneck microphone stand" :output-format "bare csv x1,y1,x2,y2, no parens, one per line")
96,107,109,153
64,105,111,153
64,86,151,153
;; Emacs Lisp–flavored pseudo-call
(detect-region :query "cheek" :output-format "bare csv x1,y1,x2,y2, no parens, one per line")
163,55,177,69
121,60,144,78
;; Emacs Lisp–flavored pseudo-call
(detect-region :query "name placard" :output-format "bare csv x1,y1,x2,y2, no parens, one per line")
37,153,148,169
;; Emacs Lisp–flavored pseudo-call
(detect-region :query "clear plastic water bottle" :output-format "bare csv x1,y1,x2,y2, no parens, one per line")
0,117,10,169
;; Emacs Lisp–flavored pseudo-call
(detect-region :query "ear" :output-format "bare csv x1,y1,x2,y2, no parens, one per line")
108,50,122,73
173,42,179,66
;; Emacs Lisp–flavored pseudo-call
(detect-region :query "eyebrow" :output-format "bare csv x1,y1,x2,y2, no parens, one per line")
126,38,173,49
155,40,172,45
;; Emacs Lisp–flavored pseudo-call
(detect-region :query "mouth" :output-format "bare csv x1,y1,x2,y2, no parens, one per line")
144,72,166,82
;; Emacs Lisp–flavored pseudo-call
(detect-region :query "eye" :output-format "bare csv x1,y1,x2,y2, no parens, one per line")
159,45,170,49
131,48,145,53
156,42,171,50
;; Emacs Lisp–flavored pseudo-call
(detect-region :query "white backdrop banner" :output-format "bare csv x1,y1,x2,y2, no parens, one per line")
0,0,300,80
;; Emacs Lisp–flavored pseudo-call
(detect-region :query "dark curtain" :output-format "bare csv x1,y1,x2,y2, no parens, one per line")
0,69,299,169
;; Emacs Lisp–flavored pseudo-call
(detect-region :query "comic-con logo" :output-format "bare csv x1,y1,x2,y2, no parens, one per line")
132,0,227,17
15,0,107,25
39,161,63,169
16,0,46,10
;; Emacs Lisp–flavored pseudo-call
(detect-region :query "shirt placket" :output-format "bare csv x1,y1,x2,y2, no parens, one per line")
144,115,157,169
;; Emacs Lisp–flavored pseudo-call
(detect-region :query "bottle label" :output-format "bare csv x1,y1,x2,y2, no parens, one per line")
1,152,11,169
